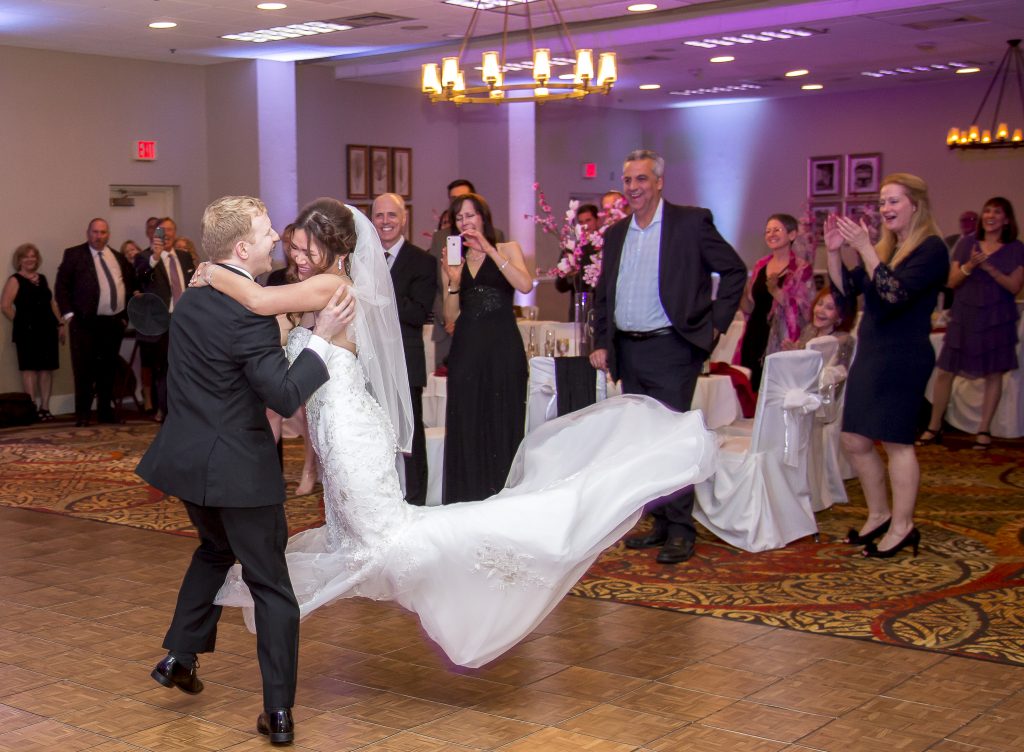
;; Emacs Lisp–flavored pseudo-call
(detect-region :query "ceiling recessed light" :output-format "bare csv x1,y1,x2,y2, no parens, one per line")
801,83,823,90
627,3,658,11
256,2,288,9
956,67,981,74
221,20,352,43
785,69,809,77
148,21,177,29
710,56,735,63
639,83,661,90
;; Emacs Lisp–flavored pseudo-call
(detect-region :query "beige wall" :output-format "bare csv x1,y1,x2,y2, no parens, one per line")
0,45,209,396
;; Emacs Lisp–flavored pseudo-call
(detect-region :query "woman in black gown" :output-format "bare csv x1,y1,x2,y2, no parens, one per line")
1,243,64,419
827,173,949,558
440,193,534,503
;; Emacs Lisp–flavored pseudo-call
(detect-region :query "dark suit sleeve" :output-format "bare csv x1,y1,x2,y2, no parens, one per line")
54,247,75,316
232,315,329,417
396,254,436,328
698,210,747,334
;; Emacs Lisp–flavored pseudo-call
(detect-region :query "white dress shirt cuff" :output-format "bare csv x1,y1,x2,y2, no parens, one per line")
303,333,332,363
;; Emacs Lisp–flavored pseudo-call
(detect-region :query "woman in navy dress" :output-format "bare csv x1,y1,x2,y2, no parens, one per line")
827,173,949,558
920,197,1024,450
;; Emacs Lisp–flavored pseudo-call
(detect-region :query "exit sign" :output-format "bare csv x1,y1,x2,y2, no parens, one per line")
135,141,158,161
581,162,597,179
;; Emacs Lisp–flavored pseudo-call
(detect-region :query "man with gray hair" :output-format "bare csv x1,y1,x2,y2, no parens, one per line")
590,149,746,564
138,196,355,745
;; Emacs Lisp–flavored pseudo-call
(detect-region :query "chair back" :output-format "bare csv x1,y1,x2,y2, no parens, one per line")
750,350,823,463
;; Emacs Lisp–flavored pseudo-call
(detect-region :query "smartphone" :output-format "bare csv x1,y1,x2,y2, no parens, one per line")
446,235,462,265
154,227,165,242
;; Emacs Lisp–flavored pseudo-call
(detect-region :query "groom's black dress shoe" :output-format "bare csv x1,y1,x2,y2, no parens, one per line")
151,655,203,694
257,708,295,745
624,531,668,549
656,538,695,564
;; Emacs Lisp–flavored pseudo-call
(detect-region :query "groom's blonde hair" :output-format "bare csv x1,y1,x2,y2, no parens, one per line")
202,196,268,262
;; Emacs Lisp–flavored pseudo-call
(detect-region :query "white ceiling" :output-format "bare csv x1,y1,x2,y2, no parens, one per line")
1,0,1023,109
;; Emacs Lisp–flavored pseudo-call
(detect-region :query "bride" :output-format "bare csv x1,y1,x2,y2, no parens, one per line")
197,197,717,668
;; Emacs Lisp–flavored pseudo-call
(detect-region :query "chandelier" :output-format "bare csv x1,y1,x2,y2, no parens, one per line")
947,39,1024,149
421,0,617,105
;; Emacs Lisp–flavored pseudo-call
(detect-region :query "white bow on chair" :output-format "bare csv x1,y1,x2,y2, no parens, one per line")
529,381,559,425
780,388,822,467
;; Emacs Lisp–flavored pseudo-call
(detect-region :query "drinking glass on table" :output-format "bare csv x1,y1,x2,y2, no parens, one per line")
544,330,555,357
556,337,570,357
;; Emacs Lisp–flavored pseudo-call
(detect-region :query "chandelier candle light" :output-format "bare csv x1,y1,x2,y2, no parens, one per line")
947,39,1024,149
422,0,617,104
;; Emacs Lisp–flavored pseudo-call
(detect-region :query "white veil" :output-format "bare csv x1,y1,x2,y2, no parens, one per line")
345,205,414,453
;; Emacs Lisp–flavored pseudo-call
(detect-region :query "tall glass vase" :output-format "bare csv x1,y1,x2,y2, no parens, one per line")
573,291,593,356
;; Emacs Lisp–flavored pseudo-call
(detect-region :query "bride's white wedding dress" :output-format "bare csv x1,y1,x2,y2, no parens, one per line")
216,326,717,668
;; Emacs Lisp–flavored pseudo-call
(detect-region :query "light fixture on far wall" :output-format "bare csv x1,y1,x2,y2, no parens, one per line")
947,39,1024,149
421,0,617,105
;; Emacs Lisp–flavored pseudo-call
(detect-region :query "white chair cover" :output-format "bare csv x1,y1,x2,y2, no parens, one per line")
710,315,745,364
805,336,852,511
695,350,823,552
526,356,607,434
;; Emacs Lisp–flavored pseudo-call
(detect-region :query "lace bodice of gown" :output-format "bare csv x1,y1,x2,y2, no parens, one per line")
282,328,421,597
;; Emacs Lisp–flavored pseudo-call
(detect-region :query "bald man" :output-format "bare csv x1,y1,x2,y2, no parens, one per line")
373,193,437,504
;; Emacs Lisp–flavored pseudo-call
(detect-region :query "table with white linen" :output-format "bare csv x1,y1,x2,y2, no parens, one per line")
422,320,583,374
925,303,1024,438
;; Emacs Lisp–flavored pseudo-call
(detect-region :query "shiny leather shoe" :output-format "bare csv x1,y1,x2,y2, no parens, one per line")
151,655,203,694
257,708,295,745
843,518,890,545
624,531,668,549
863,528,920,559
656,538,695,564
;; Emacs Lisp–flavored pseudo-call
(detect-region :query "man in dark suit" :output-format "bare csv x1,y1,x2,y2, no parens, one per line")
373,193,437,504
136,217,197,421
137,196,354,745
55,217,138,426
590,149,746,564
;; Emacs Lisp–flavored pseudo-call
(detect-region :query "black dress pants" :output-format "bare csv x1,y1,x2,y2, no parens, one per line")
616,330,704,543
164,501,299,710
69,314,125,421
405,385,428,504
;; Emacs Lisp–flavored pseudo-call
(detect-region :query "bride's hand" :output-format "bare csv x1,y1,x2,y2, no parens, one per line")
189,262,213,287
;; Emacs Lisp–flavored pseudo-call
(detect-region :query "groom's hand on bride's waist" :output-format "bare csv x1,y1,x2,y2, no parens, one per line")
312,285,356,340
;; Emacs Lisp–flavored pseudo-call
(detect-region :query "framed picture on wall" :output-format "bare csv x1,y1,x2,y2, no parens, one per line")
810,202,840,246
370,146,390,197
846,153,882,195
346,145,369,199
808,155,842,198
391,147,412,199
844,199,882,243
405,204,413,241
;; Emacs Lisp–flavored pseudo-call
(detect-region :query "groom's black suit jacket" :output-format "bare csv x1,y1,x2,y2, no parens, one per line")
136,269,329,506
593,201,747,382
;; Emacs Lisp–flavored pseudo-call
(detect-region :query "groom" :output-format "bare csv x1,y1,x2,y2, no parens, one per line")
136,196,354,746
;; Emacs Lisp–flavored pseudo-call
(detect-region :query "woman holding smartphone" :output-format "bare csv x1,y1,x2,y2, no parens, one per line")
739,213,813,391
439,193,533,503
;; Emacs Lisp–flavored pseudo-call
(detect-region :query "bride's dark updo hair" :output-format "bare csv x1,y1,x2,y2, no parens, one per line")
294,198,357,276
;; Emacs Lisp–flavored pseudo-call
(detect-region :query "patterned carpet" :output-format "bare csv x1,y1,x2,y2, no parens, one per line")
2,419,1023,666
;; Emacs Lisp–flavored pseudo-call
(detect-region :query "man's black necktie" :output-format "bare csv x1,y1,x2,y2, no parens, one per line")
97,250,118,311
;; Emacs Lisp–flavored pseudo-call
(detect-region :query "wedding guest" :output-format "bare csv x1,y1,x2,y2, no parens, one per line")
2,243,64,419
739,214,813,391
55,217,137,426
827,173,949,558
590,149,746,564
440,193,532,503
782,287,856,352
920,197,1024,450
174,236,200,266
940,209,979,309
601,190,630,223
120,240,143,265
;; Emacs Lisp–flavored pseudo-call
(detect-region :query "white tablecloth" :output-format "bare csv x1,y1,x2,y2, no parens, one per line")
925,305,1024,438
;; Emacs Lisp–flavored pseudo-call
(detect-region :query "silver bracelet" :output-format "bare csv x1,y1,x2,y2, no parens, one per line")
498,257,510,271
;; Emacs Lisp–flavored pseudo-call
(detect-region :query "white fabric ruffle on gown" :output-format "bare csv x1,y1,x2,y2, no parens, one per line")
216,327,717,667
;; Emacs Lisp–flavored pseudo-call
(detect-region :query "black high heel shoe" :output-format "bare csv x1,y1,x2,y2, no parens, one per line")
863,528,920,558
843,518,890,545
915,427,943,446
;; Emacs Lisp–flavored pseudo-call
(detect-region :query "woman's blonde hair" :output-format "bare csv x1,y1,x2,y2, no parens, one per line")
875,173,941,267
11,243,40,271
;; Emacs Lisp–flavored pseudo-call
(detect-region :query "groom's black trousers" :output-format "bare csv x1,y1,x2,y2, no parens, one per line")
164,501,299,710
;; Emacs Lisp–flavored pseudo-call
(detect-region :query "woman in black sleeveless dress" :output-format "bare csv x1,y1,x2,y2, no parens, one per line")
1,243,63,419
827,173,949,559
440,194,534,503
